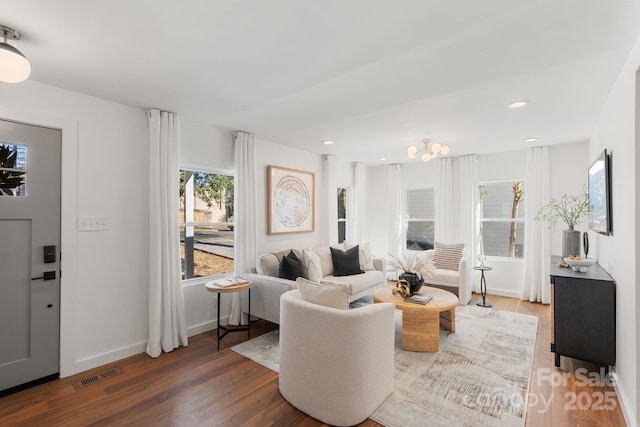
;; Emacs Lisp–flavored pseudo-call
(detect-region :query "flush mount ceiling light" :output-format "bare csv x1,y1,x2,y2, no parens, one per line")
407,138,450,163
322,140,334,145
0,25,31,83
508,100,529,109
525,137,537,143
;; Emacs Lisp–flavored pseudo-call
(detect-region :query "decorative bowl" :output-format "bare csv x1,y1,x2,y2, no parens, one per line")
563,257,596,272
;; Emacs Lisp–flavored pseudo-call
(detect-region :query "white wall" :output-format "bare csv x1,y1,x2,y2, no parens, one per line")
366,165,389,257
180,132,355,336
179,119,236,337
589,32,640,426
181,118,234,172
547,142,590,254
0,80,345,376
0,80,149,375
335,157,354,189
253,137,326,254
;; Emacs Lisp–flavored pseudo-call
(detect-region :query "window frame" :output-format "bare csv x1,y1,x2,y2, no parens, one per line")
404,186,435,252
479,179,526,261
180,163,235,286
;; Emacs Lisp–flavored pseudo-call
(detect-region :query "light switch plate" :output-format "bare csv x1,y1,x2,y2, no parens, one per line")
77,217,110,231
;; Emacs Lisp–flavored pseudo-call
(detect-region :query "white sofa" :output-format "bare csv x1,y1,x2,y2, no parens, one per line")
416,249,471,305
279,290,395,426
241,244,386,324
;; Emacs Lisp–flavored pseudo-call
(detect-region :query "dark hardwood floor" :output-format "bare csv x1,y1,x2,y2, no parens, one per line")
0,294,626,426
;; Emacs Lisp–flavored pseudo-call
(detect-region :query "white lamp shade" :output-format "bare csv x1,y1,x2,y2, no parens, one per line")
407,145,418,159
431,142,442,154
0,42,31,83
440,145,450,155
421,152,432,162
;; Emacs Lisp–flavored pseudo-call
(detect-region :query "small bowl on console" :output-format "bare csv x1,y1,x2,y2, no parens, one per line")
563,257,596,272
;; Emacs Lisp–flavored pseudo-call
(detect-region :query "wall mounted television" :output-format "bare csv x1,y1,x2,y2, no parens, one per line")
588,149,612,235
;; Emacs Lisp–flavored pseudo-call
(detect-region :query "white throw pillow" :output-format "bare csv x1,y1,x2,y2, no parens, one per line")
344,241,374,271
301,248,323,282
296,277,350,310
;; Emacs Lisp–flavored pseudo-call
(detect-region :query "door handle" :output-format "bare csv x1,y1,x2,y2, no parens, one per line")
31,271,56,281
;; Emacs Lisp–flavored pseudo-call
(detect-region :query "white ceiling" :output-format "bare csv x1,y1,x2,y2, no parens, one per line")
3,1,640,164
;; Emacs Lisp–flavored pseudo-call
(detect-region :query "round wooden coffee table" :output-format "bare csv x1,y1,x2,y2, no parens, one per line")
373,284,458,352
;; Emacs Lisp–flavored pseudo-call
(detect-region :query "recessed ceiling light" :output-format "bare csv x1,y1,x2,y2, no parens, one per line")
379,157,387,161
322,140,334,145
508,100,529,109
525,138,537,143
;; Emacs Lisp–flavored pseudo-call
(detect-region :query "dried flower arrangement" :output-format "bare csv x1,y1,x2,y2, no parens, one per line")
387,252,435,280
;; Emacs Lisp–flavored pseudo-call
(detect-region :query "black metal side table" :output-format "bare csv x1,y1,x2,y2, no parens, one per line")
205,280,251,350
473,266,492,308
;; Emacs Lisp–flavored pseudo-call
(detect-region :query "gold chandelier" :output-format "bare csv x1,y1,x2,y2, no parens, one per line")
407,138,450,162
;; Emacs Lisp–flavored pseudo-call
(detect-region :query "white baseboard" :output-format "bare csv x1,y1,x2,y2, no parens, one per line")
611,371,636,427
187,318,220,337
69,340,148,377
478,288,522,299
65,316,229,378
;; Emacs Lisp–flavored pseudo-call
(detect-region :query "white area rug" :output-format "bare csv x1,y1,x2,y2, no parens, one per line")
232,304,538,427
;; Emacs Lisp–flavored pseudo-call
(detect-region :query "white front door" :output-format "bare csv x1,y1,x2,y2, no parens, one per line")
0,118,61,392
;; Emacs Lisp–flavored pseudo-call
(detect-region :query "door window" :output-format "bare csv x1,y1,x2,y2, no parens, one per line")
0,144,27,196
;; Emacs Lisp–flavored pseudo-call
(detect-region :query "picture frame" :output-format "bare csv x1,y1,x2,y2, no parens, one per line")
267,165,315,234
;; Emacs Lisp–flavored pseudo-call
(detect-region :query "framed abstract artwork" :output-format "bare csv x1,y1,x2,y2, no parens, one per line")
267,165,315,234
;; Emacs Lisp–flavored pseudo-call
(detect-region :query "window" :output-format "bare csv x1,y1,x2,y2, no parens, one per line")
405,188,434,250
480,181,525,259
179,169,234,279
337,187,347,243
0,144,27,196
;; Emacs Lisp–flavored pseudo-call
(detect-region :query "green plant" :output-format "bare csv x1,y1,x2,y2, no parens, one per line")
535,186,588,230
0,145,26,196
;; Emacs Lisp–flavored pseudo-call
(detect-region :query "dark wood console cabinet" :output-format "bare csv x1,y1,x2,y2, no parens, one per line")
550,255,615,369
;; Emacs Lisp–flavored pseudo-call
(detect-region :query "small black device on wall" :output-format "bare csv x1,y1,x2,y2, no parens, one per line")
44,245,56,263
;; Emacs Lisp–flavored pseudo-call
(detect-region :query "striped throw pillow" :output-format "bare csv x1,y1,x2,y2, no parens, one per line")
434,242,464,271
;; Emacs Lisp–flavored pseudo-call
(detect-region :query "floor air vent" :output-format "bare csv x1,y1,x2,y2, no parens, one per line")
72,368,123,389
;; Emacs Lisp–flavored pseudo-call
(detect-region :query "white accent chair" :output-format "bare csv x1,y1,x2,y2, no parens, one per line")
278,290,395,426
415,249,471,305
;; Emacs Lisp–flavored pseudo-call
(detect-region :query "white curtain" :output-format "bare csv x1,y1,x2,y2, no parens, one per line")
522,146,551,303
230,132,257,325
459,155,480,292
323,154,338,245
349,162,366,243
387,164,403,279
146,109,188,358
434,157,454,242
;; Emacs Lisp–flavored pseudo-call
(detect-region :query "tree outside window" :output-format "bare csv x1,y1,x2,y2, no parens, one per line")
179,169,234,279
479,181,525,259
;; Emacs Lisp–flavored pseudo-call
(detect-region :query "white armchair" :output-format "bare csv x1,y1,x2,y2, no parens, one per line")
279,290,395,426
416,249,471,305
